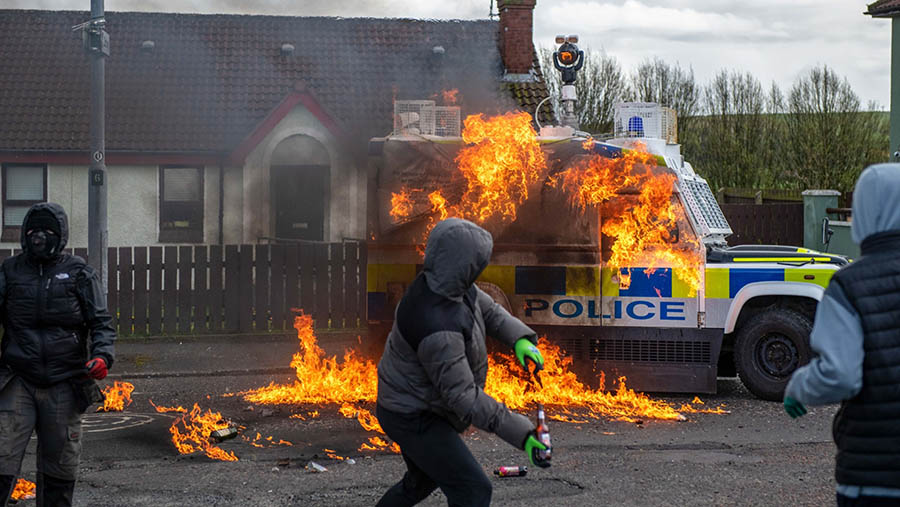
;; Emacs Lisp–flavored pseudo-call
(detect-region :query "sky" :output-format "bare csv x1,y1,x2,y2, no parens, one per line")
8,0,893,108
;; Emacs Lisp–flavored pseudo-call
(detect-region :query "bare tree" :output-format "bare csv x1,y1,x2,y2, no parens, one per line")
783,65,888,191
683,70,773,189
628,58,700,140
539,46,628,135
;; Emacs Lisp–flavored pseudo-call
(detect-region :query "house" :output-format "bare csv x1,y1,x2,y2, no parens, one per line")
0,1,552,248
865,0,900,158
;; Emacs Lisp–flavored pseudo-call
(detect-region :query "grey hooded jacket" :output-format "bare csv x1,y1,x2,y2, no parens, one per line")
786,164,900,404
376,218,537,449
785,164,900,497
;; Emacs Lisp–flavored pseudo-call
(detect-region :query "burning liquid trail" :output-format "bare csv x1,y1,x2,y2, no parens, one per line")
149,399,187,413
97,381,134,412
240,314,721,454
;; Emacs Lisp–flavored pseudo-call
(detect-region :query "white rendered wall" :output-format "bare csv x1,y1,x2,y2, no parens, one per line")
1,164,222,248
241,105,365,243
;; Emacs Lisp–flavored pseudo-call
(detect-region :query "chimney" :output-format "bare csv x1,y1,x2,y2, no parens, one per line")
498,0,537,75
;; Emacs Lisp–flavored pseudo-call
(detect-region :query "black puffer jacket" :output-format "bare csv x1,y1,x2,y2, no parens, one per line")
0,203,116,386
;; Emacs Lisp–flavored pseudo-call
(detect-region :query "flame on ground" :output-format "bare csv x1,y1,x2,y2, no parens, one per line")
11,478,35,501
149,399,188,413
339,403,401,453
241,314,723,456
243,313,378,405
240,314,400,454
486,337,688,422
97,381,134,412
168,403,238,462
244,432,293,448
678,396,730,415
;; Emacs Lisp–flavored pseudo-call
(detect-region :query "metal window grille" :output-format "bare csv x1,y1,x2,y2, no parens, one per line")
393,100,436,136
614,103,678,144
434,106,461,137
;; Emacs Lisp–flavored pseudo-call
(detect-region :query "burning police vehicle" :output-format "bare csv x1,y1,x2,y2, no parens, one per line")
365,37,846,401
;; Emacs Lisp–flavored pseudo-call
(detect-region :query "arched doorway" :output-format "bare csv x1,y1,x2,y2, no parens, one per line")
270,135,330,241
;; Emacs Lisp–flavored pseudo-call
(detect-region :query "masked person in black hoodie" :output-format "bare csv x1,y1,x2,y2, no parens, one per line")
0,203,116,507
375,218,546,507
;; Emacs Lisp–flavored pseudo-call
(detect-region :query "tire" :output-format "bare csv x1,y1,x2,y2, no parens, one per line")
734,307,813,401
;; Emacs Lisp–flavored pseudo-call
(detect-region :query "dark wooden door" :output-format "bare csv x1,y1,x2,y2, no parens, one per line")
272,164,328,240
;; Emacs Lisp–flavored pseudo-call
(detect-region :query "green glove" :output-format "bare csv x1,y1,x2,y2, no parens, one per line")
514,338,543,369
524,434,548,467
784,396,807,419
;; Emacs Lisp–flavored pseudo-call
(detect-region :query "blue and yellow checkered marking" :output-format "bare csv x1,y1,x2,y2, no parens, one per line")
366,263,835,306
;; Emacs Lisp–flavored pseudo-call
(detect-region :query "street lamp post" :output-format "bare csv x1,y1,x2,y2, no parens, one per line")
84,0,109,291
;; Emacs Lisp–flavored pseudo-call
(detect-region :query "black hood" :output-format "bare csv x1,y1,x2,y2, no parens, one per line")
20,202,69,252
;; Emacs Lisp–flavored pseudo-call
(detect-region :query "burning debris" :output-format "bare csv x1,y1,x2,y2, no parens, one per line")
10,478,35,501
167,403,238,462
97,381,134,412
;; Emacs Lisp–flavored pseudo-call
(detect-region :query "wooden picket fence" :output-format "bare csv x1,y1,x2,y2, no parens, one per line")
0,242,367,336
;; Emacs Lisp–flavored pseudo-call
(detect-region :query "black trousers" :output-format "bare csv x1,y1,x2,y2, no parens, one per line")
837,493,900,506
375,404,492,507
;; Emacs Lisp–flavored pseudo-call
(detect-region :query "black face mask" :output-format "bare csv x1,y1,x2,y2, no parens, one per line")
25,229,61,261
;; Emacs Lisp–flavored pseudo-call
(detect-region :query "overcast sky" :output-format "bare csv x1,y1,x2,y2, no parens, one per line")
10,0,892,108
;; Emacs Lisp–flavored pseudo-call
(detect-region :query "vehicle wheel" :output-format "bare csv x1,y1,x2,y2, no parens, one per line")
734,308,813,401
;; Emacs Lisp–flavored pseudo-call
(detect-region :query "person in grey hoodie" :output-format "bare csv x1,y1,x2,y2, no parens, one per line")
375,218,547,507
784,164,900,506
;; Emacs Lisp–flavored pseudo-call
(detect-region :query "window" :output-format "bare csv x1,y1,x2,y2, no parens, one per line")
159,166,203,243
2,164,47,242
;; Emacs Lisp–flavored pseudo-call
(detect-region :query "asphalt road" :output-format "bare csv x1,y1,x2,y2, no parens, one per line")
10,335,838,506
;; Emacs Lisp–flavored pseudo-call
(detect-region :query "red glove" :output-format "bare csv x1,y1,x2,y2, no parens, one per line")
86,357,108,380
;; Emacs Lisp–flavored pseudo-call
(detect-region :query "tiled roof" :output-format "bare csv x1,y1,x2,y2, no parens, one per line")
0,9,552,154
865,0,900,17
504,51,555,127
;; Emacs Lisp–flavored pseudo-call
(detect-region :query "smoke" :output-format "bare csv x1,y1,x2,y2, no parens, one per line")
9,0,485,19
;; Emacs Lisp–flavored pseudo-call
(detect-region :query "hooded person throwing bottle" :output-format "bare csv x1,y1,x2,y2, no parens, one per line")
375,218,547,507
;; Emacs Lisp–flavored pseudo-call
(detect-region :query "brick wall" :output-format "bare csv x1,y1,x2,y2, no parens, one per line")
498,0,536,74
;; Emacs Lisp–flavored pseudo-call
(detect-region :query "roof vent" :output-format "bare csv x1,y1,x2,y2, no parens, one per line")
432,45,445,55
141,40,155,53
281,43,295,56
